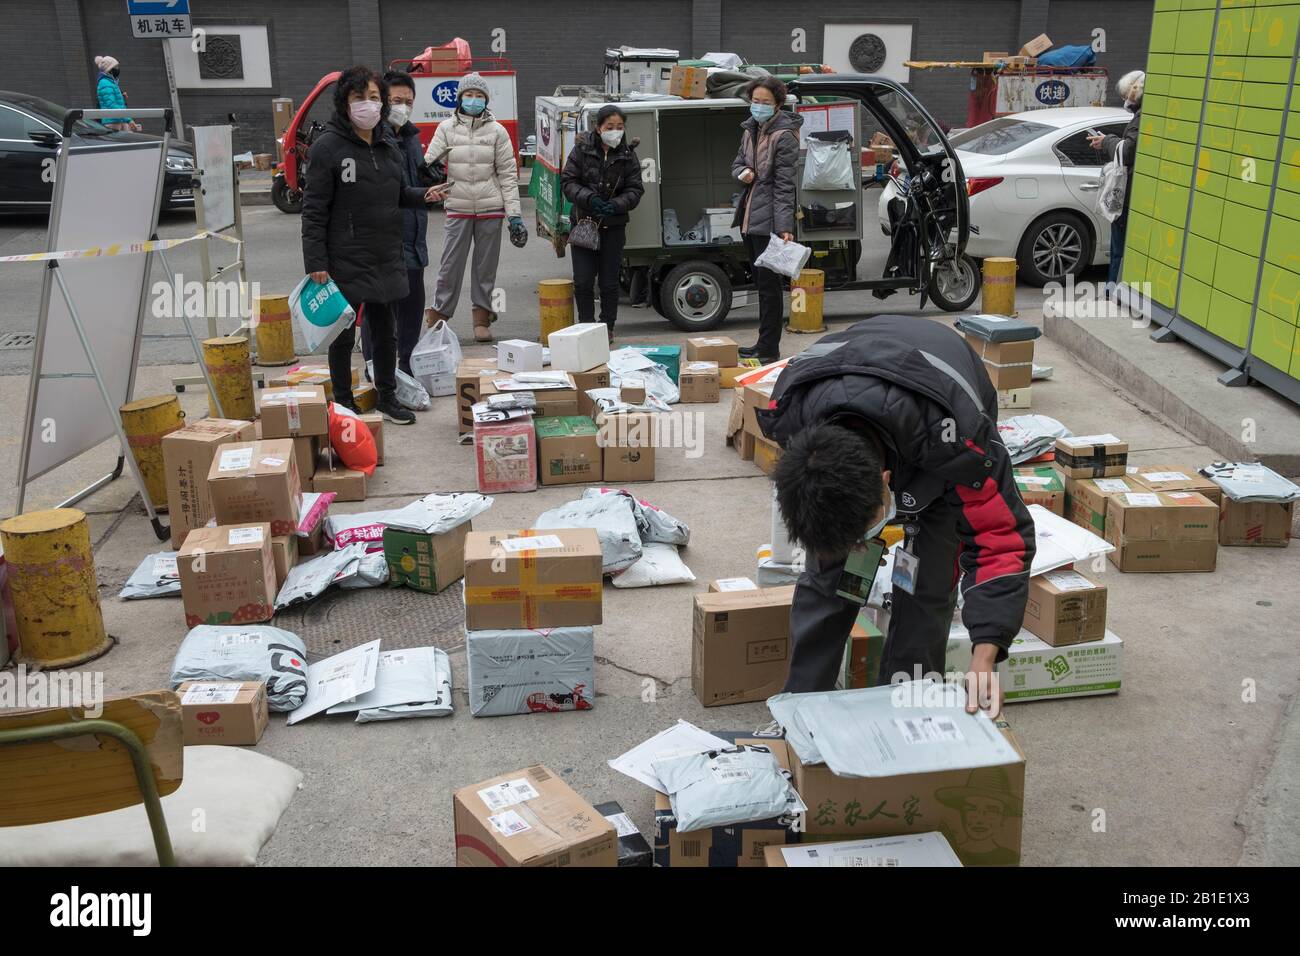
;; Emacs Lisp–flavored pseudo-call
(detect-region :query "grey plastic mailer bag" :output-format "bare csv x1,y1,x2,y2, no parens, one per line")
652,745,806,832
582,487,690,546
535,494,642,573
326,646,453,722
466,626,595,717
170,624,309,712
118,551,182,600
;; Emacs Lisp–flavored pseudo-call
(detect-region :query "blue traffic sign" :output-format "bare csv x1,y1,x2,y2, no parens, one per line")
127,0,191,13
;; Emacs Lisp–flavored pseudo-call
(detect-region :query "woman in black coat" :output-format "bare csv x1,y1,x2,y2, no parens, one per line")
561,105,645,341
301,65,445,423
1089,70,1143,291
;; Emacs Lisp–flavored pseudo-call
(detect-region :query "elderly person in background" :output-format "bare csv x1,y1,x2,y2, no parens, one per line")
1090,70,1144,292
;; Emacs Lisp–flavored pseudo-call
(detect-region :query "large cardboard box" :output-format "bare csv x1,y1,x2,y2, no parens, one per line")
1055,434,1130,479
668,64,709,99
1014,466,1064,516
948,625,1123,702
162,418,258,548
573,365,611,418
1064,475,1136,535
456,358,499,434
653,734,799,866
259,385,329,438
479,376,579,419
692,586,793,706
792,719,1026,866
453,764,617,867
463,528,602,629
1218,498,1295,547
383,520,470,594
686,336,740,368
311,453,367,502
965,334,1034,390
177,523,277,627
176,680,268,746
206,439,303,536
536,415,602,486
1104,490,1218,572
679,360,721,403
1023,568,1107,646
1127,464,1222,504
598,411,656,483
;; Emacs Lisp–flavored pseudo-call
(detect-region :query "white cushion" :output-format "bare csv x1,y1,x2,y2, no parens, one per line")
0,746,301,866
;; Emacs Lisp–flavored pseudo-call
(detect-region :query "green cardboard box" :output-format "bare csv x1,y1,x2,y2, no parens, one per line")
383,520,471,594
535,415,602,486
625,344,682,385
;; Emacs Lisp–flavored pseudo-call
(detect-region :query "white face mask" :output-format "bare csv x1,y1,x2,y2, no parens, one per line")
600,128,624,147
349,99,381,131
388,103,411,127
864,486,896,540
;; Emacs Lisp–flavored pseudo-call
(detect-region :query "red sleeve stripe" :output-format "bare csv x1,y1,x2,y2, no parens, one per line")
954,482,1028,584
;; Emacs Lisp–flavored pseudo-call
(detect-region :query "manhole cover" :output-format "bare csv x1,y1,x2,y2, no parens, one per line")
0,332,35,350
273,585,466,658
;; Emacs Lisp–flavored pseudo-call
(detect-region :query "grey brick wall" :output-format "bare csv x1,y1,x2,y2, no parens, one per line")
1048,0,1154,106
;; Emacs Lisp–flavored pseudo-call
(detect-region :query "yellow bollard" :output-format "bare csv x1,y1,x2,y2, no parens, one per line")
538,278,575,346
787,268,826,333
981,257,1018,316
254,293,296,366
202,336,255,420
119,395,185,511
0,508,112,668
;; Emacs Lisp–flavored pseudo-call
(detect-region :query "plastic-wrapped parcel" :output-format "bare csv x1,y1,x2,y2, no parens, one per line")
466,626,594,717
170,624,308,711
652,745,806,832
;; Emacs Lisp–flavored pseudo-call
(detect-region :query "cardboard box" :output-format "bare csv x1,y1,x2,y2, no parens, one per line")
679,361,720,403
763,832,963,867
475,418,538,493
626,344,682,384
997,386,1032,409
692,586,793,706
354,383,377,412
1013,466,1065,516
267,368,335,400
573,365,610,418
1023,568,1107,646
742,380,777,441
792,720,1025,866
1127,464,1221,504
686,336,740,368
463,528,603,629
456,358,499,434
270,533,298,588
840,609,885,689
1064,475,1136,535
310,451,367,501
597,411,657,484
453,764,617,867
1020,33,1053,57
547,322,609,372
466,625,594,716
536,415,602,486
709,577,759,593
1055,434,1130,479
719,366,748,389
948,625,1123,702
384,520,470,594
292,436,317,481
965,334,1034,367
669,64,709,99
595,800,653,867
619,379,647,405
479,376,579,419
753,435,782,476
1218,498,1295,547
497,339,544,373
259,386,329,438
177,523,277,627
983,51,1010,63
1104,490,1218,572
162,418,258,548
359,413,384,465
725,390,754,460
206,439,302,536
603,444,655,483
177,680,268,746
653,734,799,866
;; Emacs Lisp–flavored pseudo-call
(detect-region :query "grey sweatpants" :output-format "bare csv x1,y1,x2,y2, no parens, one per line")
432,215,503,317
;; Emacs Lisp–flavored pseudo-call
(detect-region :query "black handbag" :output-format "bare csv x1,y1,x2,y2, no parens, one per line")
567,167,623,252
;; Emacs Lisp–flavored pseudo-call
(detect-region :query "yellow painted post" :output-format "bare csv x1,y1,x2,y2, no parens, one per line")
253,293,296,366
119,395,185,511
202,336,255,420
538,278,575,346
981,257,1018,316
787,268,826,333
0,508,112,668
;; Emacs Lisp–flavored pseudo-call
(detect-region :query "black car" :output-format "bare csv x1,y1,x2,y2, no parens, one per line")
0,90,196,213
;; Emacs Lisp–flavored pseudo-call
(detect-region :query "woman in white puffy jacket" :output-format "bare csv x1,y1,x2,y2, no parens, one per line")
423,72,525,342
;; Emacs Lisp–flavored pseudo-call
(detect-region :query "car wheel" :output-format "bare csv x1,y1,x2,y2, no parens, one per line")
927,254,982,312
1017,212,1092,287
658,261,732,331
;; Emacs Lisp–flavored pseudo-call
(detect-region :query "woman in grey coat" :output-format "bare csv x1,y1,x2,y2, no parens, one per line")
732,76,802,364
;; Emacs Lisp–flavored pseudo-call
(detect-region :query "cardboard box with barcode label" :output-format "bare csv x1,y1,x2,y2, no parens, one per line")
1126,464,1221,504
1104,490,1218,572
177,523,277,627
1014,466,1064,515
679,360,721,404
708,577,759,593
310,449,367,501
653,733,799,867
1055,434,1129,479
454,765,617,867
948,624,1123,702
536,415,602,486
1023,568,1107,646
997,386,1032,410
162,418,258,548
463,528,603,630
1218,498,1295,547
383,520,470,594
686,335,740,368
177,680,268,746
692,586,794,706
206,439,302,535
259,385,329,439
456,358,499,434
1064,474,1136,534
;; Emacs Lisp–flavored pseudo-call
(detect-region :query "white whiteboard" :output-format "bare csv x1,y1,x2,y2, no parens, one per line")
22,140,164,483
194,125,235,233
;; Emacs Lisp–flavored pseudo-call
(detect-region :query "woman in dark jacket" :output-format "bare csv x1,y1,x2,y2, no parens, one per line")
1090,70,1143,290
561,105,645,341
301,65,444,423
732,76,802,365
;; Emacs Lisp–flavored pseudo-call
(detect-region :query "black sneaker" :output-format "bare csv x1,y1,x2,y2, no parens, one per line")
378,398,415,425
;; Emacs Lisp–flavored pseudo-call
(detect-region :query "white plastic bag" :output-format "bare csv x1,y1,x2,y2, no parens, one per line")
367,360,431,410
1098,140,1127,223
410,320,462,397
289,274,356,354
611,542,696,588
803,138,854,191
755,234,813,279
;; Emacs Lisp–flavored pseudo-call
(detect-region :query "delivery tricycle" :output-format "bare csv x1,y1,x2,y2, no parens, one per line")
530,74,978,330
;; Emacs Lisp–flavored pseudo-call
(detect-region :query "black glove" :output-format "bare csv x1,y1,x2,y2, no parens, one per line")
508,215,528,248
591,197,617,216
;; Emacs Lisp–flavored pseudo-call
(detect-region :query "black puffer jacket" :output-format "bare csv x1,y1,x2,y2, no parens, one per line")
1101,104,1140,221
301,114,428,305
756,315,1036,658
561,133,644,227
394,120,432,270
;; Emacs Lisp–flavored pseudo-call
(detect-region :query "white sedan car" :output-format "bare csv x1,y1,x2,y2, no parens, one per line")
880,107,1131,286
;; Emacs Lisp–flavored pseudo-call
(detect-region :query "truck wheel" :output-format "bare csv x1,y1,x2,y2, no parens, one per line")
658,261,731,331
927,254,981,312
271,176,302,214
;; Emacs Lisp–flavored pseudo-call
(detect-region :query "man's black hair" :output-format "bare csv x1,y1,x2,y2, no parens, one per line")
333,65,389,124
772,423,884,561
383,69,416,95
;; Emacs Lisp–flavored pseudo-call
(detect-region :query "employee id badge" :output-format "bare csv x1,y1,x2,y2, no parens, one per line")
835,536,886,605
891,545,919,596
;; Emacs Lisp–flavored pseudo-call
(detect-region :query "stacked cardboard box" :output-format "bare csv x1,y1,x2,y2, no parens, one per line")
206,439,303,536
1055,434,1129,479
1064,475,1135,535
536,415,602,486
1022,569,1107,646
948,624,1123,702
177,522,277,627
455,358,500,434
965,334,1034,390
1104,490,1219,572
463,528,602,630
686,335,740,369
260,384,330,486
162,418,258,548
1014,465,1065,516
596,411,656,483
